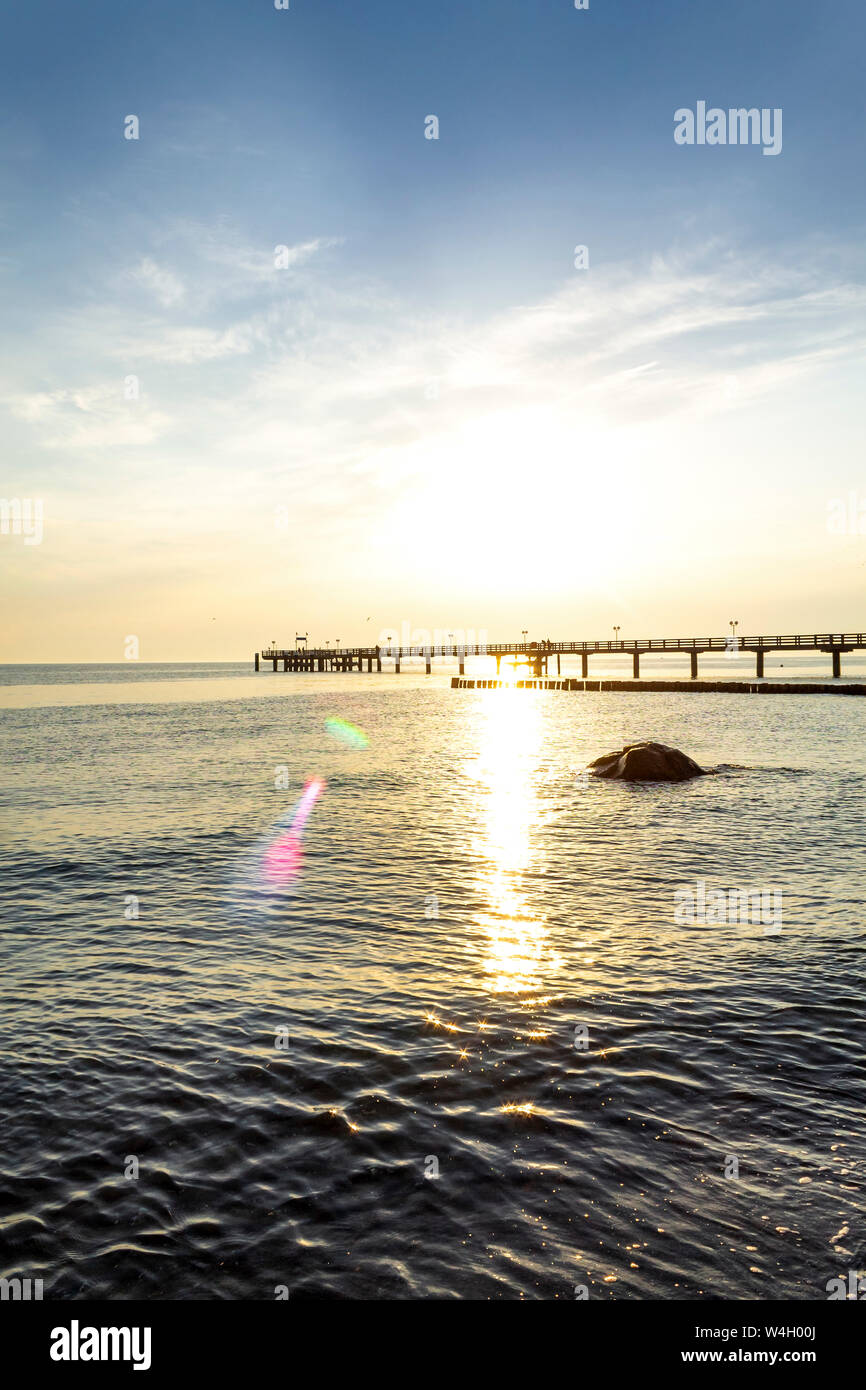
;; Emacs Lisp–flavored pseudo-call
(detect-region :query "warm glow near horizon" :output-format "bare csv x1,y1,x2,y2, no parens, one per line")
1,6,865,662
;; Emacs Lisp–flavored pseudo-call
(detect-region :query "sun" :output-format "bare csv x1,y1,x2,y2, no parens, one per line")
381,405,648,597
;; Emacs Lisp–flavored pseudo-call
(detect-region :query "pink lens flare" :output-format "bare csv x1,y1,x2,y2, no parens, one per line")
264,831,303,879
292,776,326,835
263,776,326,883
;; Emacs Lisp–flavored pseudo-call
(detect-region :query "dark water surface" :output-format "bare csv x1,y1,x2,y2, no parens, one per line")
1,667,864,1299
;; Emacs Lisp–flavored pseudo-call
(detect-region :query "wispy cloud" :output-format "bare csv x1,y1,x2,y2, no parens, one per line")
4,230,865,505
130,257,185,307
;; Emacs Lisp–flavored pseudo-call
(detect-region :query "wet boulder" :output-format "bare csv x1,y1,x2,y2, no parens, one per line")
588,741,706,782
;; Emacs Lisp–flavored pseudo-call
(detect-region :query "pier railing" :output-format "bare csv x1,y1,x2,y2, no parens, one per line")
261,633,866,658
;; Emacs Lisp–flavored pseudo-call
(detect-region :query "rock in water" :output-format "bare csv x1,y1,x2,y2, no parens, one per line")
588,741,706,782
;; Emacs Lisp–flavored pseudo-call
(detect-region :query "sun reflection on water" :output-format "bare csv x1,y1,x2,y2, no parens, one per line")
466,689,564,999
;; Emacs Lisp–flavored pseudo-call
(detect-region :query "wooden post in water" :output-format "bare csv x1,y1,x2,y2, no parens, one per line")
690,651,698,679
581,652,588,678
756,649,764,678
633,651,640,678
255,652,260,671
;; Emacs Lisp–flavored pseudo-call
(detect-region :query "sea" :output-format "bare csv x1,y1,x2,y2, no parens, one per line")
1,655,864,1300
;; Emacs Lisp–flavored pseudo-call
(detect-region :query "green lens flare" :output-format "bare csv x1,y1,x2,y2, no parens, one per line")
325,717,370,749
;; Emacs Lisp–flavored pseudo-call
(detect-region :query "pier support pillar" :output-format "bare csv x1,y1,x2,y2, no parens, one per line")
557,653,561,675
633,651,640,679
283,657,289,671
581,652,588,678
395,657,400,674
459,653,465,675
376,656,382,672
496,655,501,675
318,656,324,671
255,652,259,671
756,650,764,678
690,651,698,680
272,657,278,672
832,649,841,679
425,648,431,675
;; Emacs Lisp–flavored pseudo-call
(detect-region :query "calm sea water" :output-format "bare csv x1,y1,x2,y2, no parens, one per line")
1,662,864,1300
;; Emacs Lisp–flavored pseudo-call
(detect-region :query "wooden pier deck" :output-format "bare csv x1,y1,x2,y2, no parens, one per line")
255,632,866,681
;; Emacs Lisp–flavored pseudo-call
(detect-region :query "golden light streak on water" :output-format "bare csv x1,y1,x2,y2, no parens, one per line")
467,690,564,998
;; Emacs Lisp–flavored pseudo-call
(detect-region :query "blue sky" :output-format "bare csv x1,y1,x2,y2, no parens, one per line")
2,0,865,658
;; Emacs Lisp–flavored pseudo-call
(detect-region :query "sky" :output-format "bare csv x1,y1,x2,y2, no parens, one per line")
1,0,865,660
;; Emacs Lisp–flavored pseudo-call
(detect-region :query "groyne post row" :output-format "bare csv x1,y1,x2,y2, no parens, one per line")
254,633,865,679
451,677,866,696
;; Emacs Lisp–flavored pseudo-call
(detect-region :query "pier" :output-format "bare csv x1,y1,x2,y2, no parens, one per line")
255,632,866,680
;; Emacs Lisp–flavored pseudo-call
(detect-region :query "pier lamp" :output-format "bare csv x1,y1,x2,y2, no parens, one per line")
729,619,738,637
521,628,528,645
613,625,620,647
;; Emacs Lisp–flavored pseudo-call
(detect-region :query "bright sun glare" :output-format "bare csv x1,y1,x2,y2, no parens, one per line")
465,689,564,996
